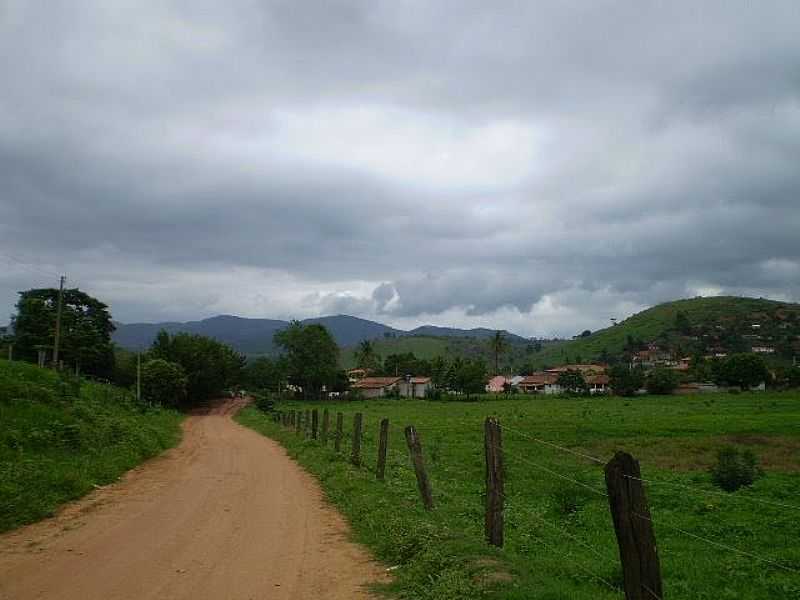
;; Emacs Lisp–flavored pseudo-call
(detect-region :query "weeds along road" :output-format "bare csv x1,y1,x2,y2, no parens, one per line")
0,398,386,600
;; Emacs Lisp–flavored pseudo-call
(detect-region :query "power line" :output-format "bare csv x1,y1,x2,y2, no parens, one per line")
0,251,61,280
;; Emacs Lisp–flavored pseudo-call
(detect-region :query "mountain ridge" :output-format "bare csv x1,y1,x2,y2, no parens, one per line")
112,314,528,354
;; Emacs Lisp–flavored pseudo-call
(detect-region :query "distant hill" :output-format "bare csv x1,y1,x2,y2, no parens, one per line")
407,325,528,343
112,314,525,355
527,296,800,369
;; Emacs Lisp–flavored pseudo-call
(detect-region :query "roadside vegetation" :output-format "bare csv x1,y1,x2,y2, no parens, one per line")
0,359,182,532
239,392,800,600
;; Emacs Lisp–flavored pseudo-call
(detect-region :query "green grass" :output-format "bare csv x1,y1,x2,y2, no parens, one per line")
0,359,183,532
238,392,800,599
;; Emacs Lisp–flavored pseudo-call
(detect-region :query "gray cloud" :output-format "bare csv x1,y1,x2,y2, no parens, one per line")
1,1,799,336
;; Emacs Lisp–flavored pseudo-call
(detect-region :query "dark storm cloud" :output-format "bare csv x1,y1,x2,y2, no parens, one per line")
1,1,799,334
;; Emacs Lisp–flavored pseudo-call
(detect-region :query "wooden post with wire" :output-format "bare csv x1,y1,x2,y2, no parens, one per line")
322,409,330,445
404,425,434,510
376,418,389,481
484,417,504,547
295,410,302,434
335,412,344,452
311,409,319,440
605,451,663,600
305,409,311,437
351,413,363,466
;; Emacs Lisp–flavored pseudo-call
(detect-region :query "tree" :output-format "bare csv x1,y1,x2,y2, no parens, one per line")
141,359,187,407
609,365,645,397
273,321,339,400
354,340,381,373
488,331,508,375
557,369,588,395
150,331,245,404
645,368,680,395
448,359,487,398
12,287,115,377
244,356,288,394
675,311,692,334
773,366,800,389
715,353,770,390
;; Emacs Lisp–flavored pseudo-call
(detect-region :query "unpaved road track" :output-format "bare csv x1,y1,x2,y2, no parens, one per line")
0,399,386,600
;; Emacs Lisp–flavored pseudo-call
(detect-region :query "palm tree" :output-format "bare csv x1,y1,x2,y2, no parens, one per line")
355,340,378,372
489,331,508,375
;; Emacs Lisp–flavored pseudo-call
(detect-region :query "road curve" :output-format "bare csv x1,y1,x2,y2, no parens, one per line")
0,399,386,600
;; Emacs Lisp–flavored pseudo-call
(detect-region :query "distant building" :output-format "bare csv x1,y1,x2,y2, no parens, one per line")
586,374,610,394
752,346,775,354
486,376,508,393
351,377,401,399
398,377,433,398
518,373,561,394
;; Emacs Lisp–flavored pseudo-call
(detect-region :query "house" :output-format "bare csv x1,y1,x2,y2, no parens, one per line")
486,375,508,393
351,377,401,399
586,374,610,394
752,346,775,354
545,364,607,375
518,373,561,394
398,376,433,398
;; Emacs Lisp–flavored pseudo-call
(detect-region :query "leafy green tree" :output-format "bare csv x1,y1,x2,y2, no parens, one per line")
429,356,449,389
773,365,800,389
244,356,288,394
12,287,115,377
448,359,487,398
556,369,588,395
488,331,508,375
382,352,429,377
354,340,381,373
273,321,339,400
674,311,692,334
645,368,680,395
715,353,770,390
141,359,187,407
150,331,245,404
609,365,645,397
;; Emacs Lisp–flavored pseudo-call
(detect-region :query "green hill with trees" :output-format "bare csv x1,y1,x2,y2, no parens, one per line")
529,296,800,369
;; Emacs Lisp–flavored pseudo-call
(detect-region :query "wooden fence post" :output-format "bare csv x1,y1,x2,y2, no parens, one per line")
312,409,319,440
484,417,504,547
322,409,330,445
605,451,663,600
404,425,434,510
305,409,311,437
295,410,302,434
376,418,389,481
335,412,344,452
351,413,363,466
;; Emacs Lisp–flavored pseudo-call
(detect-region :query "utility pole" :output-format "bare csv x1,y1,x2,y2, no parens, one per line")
136,352,142,403
52,275,66,368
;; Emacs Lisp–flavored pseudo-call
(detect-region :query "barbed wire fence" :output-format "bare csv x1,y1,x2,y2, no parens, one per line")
270,407,798,599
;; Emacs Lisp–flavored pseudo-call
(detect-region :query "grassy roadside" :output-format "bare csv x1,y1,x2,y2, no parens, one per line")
238,392,800,599
0,359,183,532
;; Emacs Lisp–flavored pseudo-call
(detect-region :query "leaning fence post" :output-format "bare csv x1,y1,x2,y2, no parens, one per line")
335,412,344,452
322,409,330,445
312,409,319,440
351,413,363,466
376,418,389,481
404,425,434,510
605,451,663,600
484,417,504,547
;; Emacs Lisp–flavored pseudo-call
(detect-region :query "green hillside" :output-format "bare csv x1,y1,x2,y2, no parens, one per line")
0,360,182,532
530,296,800,368
340,336,449,368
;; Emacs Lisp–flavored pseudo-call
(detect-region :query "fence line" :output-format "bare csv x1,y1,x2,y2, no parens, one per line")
632,511,800,575
623,473,800,512
502,424,606,464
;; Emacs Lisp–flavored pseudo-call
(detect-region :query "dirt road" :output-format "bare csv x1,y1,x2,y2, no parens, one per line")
0,399,386,600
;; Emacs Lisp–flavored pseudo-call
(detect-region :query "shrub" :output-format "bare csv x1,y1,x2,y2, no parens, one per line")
645,368,680,395
710,446,762,492
252,392,275,412
141,359,187,407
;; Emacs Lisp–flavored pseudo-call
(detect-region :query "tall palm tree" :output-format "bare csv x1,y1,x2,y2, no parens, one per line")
489,331,508,375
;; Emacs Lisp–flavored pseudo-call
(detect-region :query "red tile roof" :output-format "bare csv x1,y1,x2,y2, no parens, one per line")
351,377,401,390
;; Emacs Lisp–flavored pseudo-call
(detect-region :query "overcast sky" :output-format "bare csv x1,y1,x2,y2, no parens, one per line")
1,1,799,337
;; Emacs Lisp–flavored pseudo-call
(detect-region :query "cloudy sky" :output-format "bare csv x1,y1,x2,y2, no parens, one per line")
1,1,799,337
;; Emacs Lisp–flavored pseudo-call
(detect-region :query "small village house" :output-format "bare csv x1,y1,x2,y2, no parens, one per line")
486,375,508,393
350,377,400,399
518,373,561,394
397,376,433,398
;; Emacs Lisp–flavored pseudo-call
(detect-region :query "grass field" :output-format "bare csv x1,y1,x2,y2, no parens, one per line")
0,359,183,532
238,392,800,599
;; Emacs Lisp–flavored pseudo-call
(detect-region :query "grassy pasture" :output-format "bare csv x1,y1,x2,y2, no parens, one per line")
0,359,182,532
239,392,800,599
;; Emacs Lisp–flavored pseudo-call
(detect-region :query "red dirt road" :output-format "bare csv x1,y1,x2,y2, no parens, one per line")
0,399,386,600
